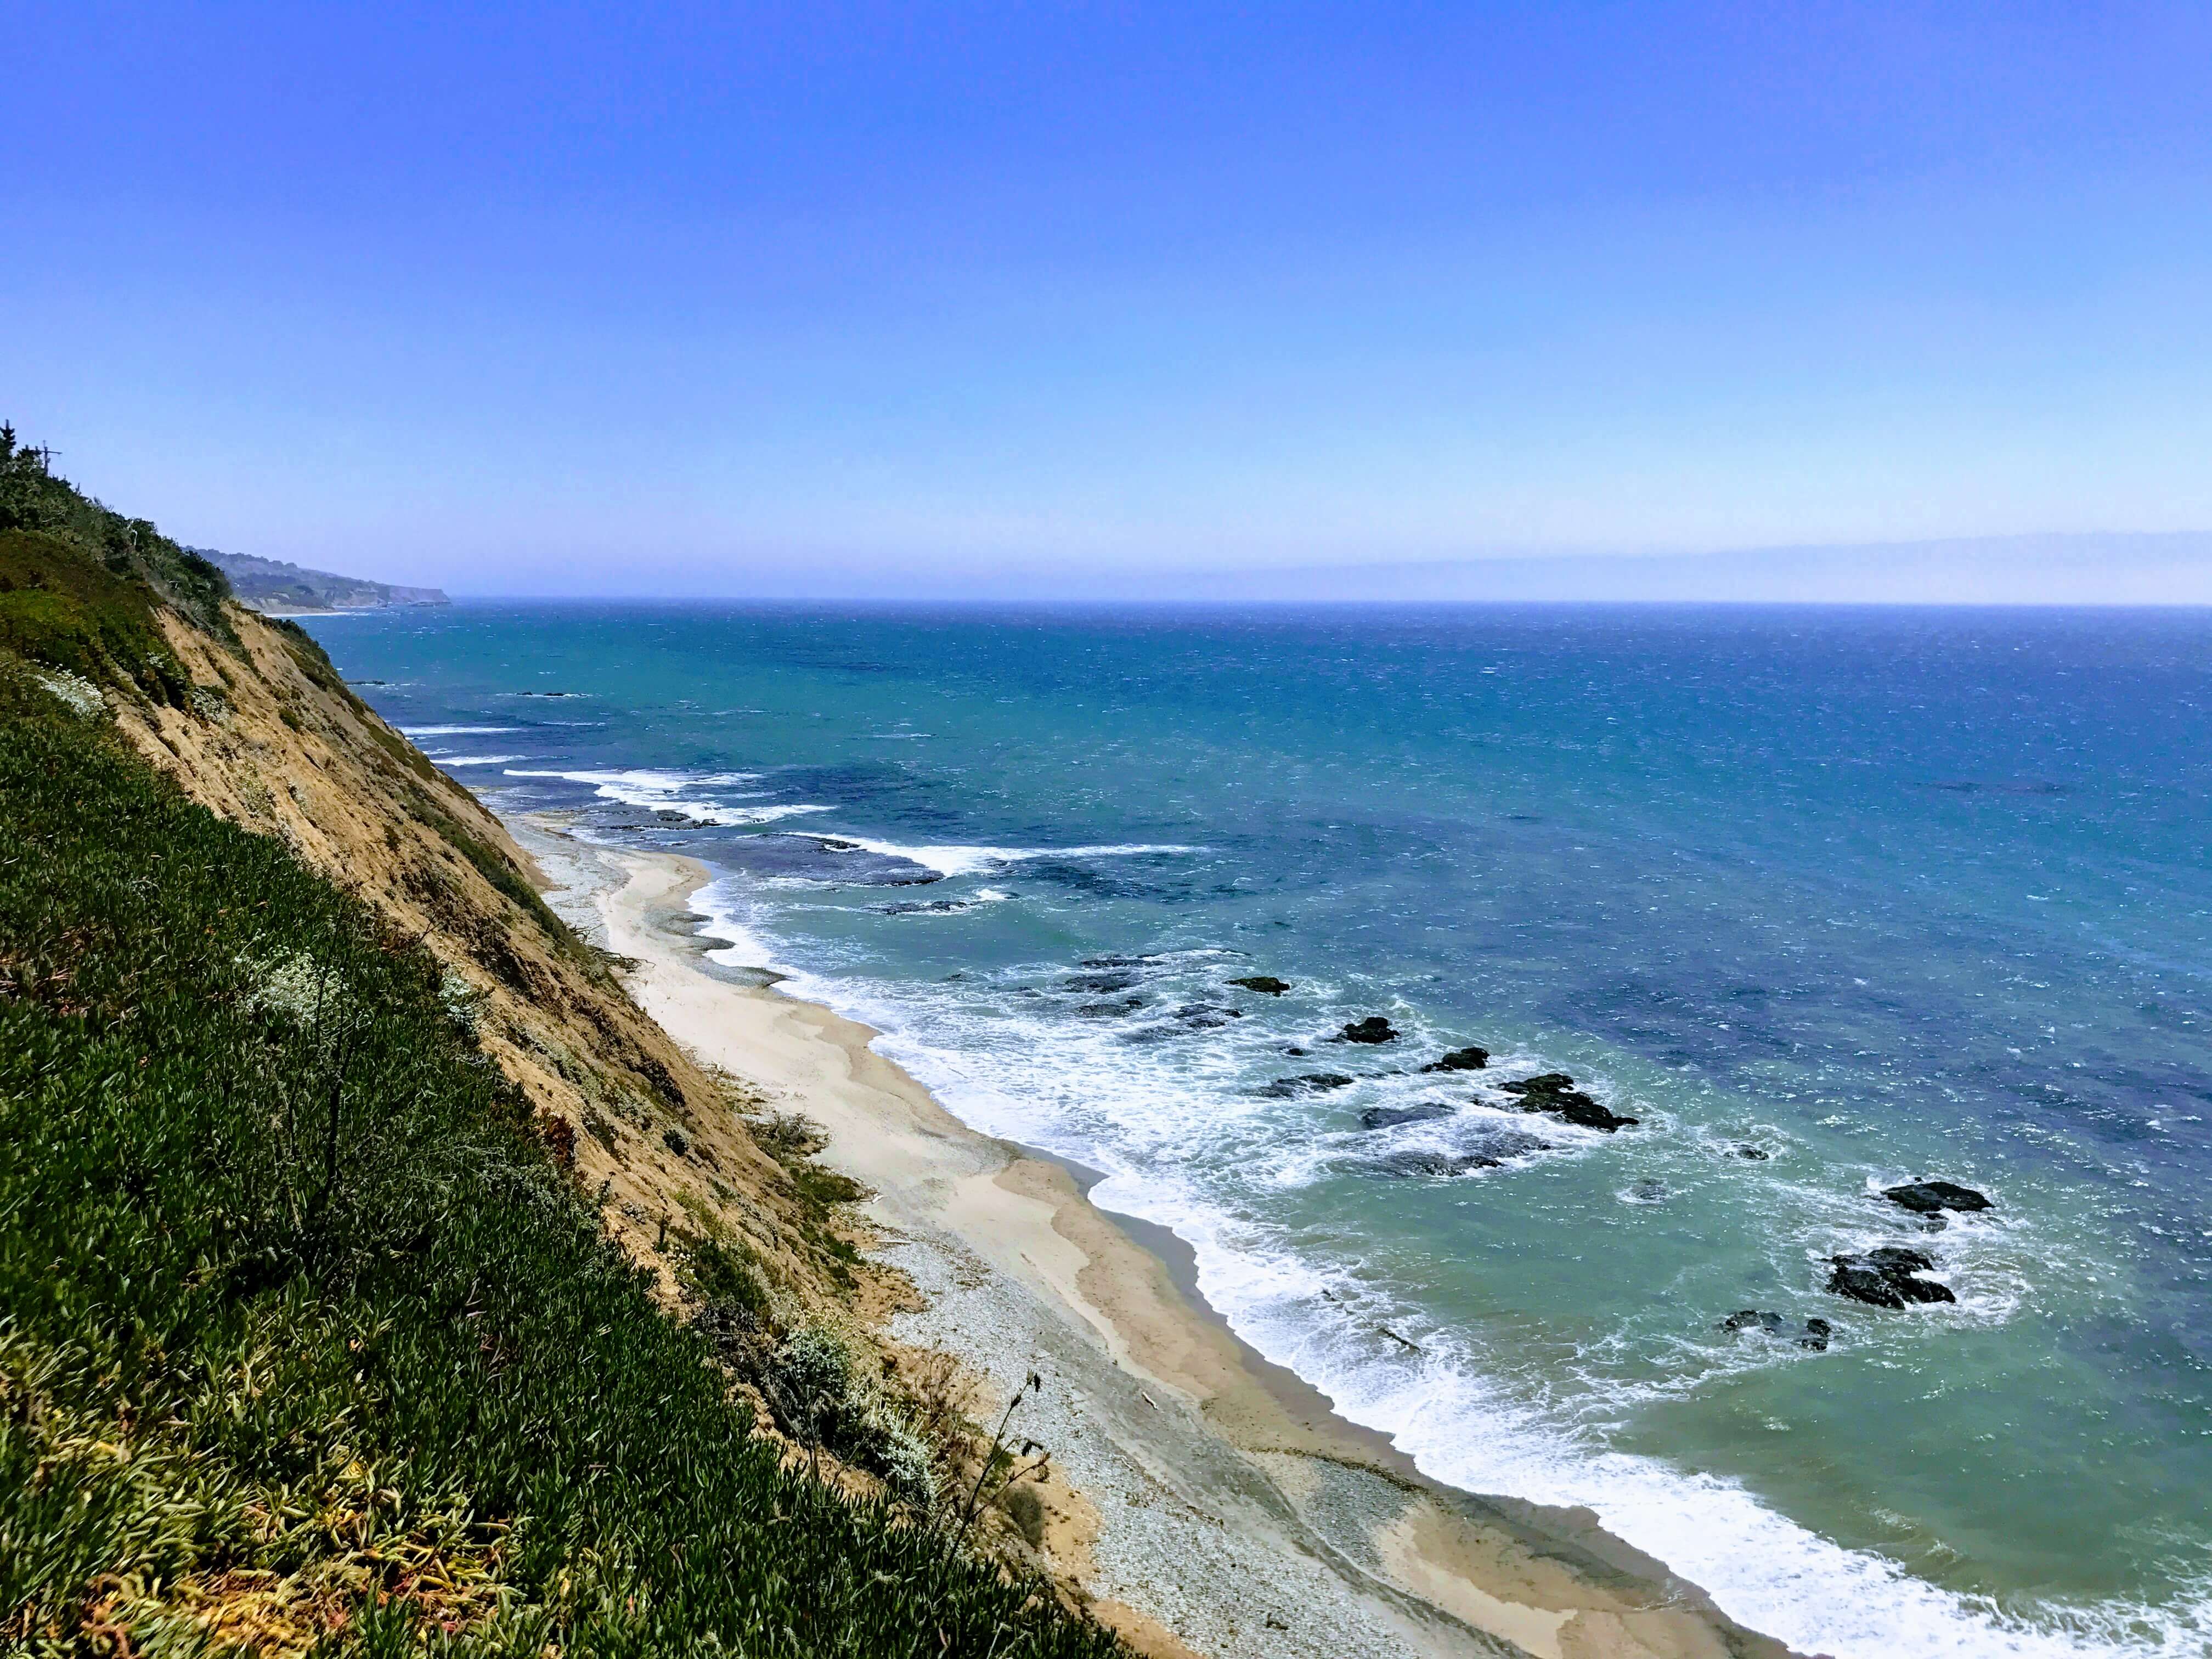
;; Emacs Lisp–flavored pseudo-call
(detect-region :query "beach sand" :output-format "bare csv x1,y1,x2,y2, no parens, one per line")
510,814,1801,1659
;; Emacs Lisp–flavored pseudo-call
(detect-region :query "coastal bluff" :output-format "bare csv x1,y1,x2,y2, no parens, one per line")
0,428,1802,1658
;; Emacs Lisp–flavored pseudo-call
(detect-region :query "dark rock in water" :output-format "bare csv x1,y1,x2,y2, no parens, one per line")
1064,970,1141,993
1371,1149,1500,1178
1629,1177,1668,1203
1080,955,1150,967
1283,1046,1310,1057
1722,1310,1834,1350
1466,1126,1551,1161
877,899,969,915
1737,1146,1770,1160
1865,1245,1935,1274
1827,1246,1955,1308
1501,1071,1576,1095
1229,975,1291,995
1332,1016,1400,1045
1172,1002,1243,1029
1890,1276,1954,1305
1359,1103,1456,1131
1251,1071,1357,1098
1419,1045,1491,1073
1882,1180,1993,1216
1074,995,1147,1018
1722,1310,1787,1334
1498,1073,1639,1132
1826,1263,1904,1307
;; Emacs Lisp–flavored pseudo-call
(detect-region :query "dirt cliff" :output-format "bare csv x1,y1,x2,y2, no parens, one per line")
113,600,851,1318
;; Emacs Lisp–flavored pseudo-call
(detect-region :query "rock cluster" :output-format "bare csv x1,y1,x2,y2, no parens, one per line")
1881,1180,1991,1217
1498,1073,1639,1132
1369,1126,1551,1177
1249,1071,1356,1098
1827,1245,1957,1308
1358,1102,1455,1130
1418,1045,1490,1073
1721,1310,1833,1351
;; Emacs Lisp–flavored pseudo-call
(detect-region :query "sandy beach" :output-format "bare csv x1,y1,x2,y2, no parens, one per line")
505,813,1797,1659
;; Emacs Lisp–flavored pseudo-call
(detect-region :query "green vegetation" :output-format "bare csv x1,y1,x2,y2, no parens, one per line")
0,526,193,704
0,451,1121,1655
742,1111,870,1291
0,426,233,645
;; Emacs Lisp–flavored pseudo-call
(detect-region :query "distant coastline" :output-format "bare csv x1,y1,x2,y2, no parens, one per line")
198,546,450,613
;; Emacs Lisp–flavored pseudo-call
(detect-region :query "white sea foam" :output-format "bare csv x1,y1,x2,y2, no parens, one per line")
401,724,520,736
686,876,800,975
685,802,836,827
783,833,1201,879
497,766,830,827
430,753,529,766
1220,1286,2211,1659
1093,1151,2208,1659
677,883,2207,1659
505,767,757,794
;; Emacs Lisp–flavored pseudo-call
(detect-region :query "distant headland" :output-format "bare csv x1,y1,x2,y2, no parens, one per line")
196,546,449,613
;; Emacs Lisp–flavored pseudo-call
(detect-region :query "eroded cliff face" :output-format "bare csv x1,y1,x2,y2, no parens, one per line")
112,601,842,1313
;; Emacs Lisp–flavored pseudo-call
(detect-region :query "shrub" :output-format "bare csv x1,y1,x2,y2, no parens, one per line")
1003,1483,1048,1549
764,1325,938,1505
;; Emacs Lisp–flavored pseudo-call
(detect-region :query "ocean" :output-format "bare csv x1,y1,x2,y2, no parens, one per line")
303,601,2212,1658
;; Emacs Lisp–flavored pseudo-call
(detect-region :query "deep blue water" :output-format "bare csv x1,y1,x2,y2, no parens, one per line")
307,602,2212,1657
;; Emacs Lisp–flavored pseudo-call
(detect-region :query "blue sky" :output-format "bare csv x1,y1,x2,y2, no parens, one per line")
5,3,2210,596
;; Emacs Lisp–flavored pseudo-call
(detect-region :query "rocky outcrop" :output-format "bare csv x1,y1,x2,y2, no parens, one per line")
1250,1071,1356,1098
1064,970,1141,992
1372,1150,1495,1178
1331,1016,1399,1045
1359,1103,1455,1130
1721,1311,1832,1351
1368,1126,1550,1177
1882,1180,1992,1216
1418,1045,1490,1073
1075,995,1147,1017
1170,1002,1243,1029
1227,975,1290,995
1498,1072,1638,1132
1826,1246,1955,1308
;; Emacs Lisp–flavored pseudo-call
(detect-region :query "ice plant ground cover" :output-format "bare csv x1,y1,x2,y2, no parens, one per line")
0,659,1120,1656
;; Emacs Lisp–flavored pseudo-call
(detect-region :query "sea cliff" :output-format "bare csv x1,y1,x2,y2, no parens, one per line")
0,431,1795,1658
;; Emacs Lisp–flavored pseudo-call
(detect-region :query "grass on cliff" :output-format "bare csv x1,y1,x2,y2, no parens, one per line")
0,425,233,646
0,658,1121,1656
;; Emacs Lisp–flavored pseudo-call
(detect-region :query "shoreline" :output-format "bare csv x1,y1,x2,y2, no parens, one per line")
508,811,1800,1659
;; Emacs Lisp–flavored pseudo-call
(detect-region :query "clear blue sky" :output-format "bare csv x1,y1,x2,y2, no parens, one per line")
5,3,2210,595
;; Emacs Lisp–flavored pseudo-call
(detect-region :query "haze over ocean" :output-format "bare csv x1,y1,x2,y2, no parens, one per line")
311,600,2212,1659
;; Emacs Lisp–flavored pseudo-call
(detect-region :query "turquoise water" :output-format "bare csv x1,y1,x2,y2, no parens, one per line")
307,602,2212,1657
